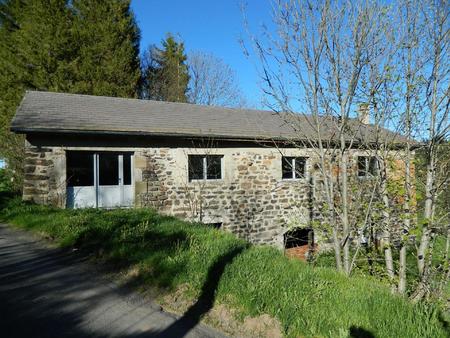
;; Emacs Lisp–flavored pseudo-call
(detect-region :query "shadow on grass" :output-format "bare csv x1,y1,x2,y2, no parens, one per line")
146,245,247,338
72,225,191,290
349,326,375,338
438,312,450,335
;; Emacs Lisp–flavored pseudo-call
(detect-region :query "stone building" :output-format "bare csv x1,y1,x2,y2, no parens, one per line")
11,91,408,251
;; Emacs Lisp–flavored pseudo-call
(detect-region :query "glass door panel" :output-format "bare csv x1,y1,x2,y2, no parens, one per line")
66,151,96,208
67,152,133,208
98,153,119,186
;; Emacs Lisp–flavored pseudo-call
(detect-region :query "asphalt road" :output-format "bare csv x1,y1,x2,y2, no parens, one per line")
0,223,226,338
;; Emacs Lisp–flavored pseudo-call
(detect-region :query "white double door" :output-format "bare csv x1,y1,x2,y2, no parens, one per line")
66,152,133,208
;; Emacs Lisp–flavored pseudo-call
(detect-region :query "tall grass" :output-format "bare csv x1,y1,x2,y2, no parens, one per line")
0,196,447,337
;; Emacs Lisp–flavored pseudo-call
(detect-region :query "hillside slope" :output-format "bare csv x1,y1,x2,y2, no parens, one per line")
0,196,447,338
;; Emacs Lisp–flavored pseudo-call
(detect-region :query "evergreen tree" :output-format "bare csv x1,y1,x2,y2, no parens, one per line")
0,0,75,191
71,0,141,97
0,0,25,191
0,0,141,191
141,34,189,102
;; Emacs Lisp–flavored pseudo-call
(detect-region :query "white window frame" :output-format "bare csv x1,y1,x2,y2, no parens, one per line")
188,154,223,182
357,156,379,178
66,151,134,208
282,156,307,180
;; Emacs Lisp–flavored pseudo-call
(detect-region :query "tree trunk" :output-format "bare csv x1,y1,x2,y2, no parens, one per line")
332,226,343,271
319,147,343,272
379,159,395,287
417,157,435,275
411,232,437,302
398,244,407,294
340,149,350,275
399,149,412,294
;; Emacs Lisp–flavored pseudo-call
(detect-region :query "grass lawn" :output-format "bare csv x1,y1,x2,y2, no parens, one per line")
0,195,448,338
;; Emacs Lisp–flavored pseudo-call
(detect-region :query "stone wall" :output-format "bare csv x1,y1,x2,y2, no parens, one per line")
23,142,66,207
133,147,323,247
21,134,411,249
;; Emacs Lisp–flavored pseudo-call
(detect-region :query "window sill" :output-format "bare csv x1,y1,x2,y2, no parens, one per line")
280,177,307,182
357,175,378,180
188,179,224,184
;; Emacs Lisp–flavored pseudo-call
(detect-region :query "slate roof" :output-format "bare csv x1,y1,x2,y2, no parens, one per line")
11,91,407,144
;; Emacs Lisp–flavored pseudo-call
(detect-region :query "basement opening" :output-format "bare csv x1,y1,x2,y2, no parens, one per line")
206,222,222,229
284,228,315,261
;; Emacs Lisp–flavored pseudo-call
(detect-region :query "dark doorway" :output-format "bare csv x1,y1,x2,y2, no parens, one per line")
284,228,314,261
284,228,314,248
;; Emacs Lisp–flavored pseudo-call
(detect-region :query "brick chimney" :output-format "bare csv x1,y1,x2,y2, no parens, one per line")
358,103,370,124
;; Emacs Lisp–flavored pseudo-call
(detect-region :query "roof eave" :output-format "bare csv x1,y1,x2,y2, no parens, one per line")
10,126,289,143
11,126,415,149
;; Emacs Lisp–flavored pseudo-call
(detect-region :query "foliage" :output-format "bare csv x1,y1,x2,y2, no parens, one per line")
140,34,190,102
0,196,447,338
0,169,14,193
0,0,141,191
70,0,141,97
187,51,247,107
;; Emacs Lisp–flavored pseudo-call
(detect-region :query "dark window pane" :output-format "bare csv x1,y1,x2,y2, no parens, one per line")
358,156,367,177
282,157,294,179
295,158,306,178
207,156,222,179
189,155,204,181
369,157,378,176
123,154,132,185
67,152,94,187
99,153,119,185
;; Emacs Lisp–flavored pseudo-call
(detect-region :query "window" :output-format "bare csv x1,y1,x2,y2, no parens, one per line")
358,156,379,177
98,153,119,185
188,155,223,181
123,153,132,185
282,157,306,179
67,152,94,187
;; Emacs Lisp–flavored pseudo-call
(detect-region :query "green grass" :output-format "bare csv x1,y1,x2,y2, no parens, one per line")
313,229,450,305
0,195,448,338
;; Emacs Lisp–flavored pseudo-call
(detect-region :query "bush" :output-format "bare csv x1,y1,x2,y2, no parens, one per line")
0,169,14,193
0,196,447,338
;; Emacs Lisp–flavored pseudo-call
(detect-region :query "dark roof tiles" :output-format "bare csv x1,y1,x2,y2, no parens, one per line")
11,91,407,144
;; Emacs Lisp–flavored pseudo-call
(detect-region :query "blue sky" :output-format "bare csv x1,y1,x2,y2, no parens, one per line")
131,0,272,109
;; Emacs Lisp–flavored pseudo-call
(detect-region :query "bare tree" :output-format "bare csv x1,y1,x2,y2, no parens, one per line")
411,0,449,302
243,0,388,275
187,51,247,107
392,0,427,295
356,0,449,298
242,0,449,302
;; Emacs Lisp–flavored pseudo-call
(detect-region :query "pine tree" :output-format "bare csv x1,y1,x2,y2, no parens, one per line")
0,0,141,191
141,34,190,102
0,0,75,191
70,0,141,97
0,0,25,191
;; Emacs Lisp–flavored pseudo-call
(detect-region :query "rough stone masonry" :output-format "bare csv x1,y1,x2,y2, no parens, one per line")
23,137,403,249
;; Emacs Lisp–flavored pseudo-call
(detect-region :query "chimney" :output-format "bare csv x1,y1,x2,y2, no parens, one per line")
357,103,370,125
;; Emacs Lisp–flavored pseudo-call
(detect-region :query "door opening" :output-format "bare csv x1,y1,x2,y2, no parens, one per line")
66,151,134,208
284,228,315,261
